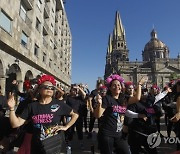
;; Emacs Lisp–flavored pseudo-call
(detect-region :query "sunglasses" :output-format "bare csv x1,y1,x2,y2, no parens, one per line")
42,85,55,90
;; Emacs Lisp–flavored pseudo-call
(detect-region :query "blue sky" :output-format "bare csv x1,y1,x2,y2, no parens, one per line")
65,0,180,91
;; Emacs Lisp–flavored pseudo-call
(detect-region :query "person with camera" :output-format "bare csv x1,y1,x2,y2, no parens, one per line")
78,83,90,134
7,74,79,154
65,84,87,150
87,80,104,139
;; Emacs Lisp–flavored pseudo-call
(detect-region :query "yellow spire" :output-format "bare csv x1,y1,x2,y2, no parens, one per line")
107,34,112,54
114,11,124,37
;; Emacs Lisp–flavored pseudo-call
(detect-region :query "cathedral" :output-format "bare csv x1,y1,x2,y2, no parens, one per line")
104,11,180,88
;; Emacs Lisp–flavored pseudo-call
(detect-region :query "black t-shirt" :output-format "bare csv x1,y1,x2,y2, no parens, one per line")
20,98,72,141
162,93,176,117
127,102,147,132
99,94,127,137
128,101,158,134
66,96,85,116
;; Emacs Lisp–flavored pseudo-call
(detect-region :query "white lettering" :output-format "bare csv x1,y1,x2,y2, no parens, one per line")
163,137,169,144
163,137,180,144
175,138,180,144
168,138,175,144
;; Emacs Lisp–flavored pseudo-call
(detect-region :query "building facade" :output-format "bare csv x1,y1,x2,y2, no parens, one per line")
0,0,72,95
105,11,180,88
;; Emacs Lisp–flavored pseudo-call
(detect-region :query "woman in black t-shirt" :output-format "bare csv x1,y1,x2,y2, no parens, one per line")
170,80,180,150
7,74,79,154
94,74,147,154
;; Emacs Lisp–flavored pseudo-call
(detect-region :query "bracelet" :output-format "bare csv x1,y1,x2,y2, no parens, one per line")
9,109,15,111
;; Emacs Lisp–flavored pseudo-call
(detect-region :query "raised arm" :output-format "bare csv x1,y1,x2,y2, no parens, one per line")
93,94,105,118
7,93,26,128
76,85,86,100
128,76,148,104
87,97,94,113
170,96,180,122
154,87,171,104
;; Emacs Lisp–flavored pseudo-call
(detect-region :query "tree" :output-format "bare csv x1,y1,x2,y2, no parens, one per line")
169,72,178,81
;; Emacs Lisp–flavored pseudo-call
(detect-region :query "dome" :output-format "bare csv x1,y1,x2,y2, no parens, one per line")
142,29,169,61
144,38,166,50
144,29,167,51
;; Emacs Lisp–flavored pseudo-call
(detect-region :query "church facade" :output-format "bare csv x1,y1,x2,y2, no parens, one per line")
104,11,180,88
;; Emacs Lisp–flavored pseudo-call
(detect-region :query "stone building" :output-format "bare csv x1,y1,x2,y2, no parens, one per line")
0,0,72,95
104,11,180,88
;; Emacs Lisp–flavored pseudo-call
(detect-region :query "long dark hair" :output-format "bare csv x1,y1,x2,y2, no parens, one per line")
106,80,127,106
171,80,180,101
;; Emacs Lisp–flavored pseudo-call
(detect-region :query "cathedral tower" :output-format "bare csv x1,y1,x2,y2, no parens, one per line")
104,11,180,87
105,11,129,77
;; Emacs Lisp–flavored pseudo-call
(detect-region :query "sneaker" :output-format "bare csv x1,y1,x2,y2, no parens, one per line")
66,146,71,154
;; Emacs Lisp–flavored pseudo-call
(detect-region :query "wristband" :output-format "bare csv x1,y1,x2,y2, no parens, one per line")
10,109,15,111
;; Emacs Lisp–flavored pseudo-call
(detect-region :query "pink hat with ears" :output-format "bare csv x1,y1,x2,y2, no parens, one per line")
106,74,124,86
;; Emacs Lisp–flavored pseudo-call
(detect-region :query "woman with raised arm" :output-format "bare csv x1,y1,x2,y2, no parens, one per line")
170,80,180,150
94,74,147,154
7,74,79,154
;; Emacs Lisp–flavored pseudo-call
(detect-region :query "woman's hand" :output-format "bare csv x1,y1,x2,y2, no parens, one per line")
166,87,172,93
52,125,68,133
138,76,148,85
7,92,16,110
170,113,180,122
138,114,147,121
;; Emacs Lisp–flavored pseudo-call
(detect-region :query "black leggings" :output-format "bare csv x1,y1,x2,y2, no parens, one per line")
89,112,96,132
65,116,83,141
98,132,130,154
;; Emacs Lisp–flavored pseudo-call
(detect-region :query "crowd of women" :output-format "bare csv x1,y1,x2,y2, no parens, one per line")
0,73,180,154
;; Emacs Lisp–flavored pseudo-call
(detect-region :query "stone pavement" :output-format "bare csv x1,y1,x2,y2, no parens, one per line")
60,118,179,154
60,130,100,154
60,130,178,154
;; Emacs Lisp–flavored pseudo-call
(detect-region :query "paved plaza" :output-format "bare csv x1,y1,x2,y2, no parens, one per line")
60,117,179,154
